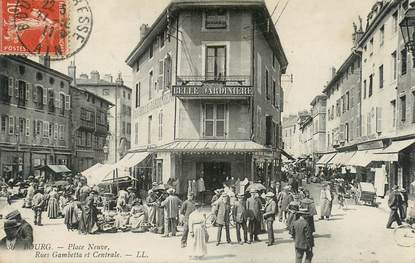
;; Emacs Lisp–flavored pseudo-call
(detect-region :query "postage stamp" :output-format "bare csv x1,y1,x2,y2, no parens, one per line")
0,0,92,60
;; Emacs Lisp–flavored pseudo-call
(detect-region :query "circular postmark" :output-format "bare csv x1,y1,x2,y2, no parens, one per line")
12,0,93,61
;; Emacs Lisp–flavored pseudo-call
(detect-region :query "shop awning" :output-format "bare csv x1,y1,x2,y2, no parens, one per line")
156,140,271,153
328,151,356,166
316,153,336,165
372,138,415,162
85,164,115,186
46,165,71,173
346,149,379,167
280,148,295,160
81,163,103,177
118,152,150,169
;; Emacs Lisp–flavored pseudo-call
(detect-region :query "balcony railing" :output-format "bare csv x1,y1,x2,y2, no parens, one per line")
80,119,95,130
177,75,251,86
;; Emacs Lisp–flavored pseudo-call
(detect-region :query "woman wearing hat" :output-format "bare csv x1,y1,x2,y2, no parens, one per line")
129,199,148,230
320,184,332,220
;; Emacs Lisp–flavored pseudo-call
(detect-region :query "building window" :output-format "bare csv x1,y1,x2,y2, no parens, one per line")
363,80,367,99
17,80,27,107
159,31,165,48
149,71,153,100
135,83,140,108
368,74,373,97
60,93,65,115
205,9,228,29
380,25,384,46
346,91,350,111
149,44,153,59
128,93,130,100
43,121,49,138
1,115,7,132
122,121,126,134
272,79,277,107
0,75,10,102
204,104,226,138
265,69,270,100
272,53,276,69
392,51,397,80
412,91,415,123
48,89,55,112
156,159,163,183
164,55,172,90
134,122,139,144
158,111,163,141
19,117,25,135
148,115,152,144
401,48,407,75
123,90,126,98
369,38,374,55
36,72,43,81
391,100,396,127
401,95,407,122
345,123,349,142
8,116,14,135
379,65,383,88
127,123,131,135
206,46,226,81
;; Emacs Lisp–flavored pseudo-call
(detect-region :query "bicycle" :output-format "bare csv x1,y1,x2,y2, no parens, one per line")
393,221,415,247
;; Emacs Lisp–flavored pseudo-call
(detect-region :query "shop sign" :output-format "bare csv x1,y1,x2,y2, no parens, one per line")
172,83,253,97
357,140,384,151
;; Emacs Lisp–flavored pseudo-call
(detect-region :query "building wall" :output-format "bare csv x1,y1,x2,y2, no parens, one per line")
311,96,327,154
360,3,400,141
0,56,71,179
282,115,301,158
70,87,111,172
78,78,132,164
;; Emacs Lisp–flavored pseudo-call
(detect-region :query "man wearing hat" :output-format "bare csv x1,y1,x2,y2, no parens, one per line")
278,186,293,223
233,193,247,244
386,185,403,229
0,210,33,250
246,189,262,243
180,192,196,247
32,187,45,226
291,208,314,263
161,188,182,237
214,192,231,245
127,186,137,207
399,187,408,221
263,192,277,246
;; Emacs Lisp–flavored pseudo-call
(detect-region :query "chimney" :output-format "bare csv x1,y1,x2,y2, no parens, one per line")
90,70,100,82
352,16,364,48
116,72,124,86
39,56,50,68
103,74,113,83
140,24,149,40
68,60,76,86
80,73,89,79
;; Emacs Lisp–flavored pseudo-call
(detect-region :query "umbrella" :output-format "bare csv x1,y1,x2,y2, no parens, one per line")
246,182,266,192
153,184,172,191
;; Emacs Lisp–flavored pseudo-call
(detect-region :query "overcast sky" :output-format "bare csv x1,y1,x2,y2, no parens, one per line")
50,0,377,115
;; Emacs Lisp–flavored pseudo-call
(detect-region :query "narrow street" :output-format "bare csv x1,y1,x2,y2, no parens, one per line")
1,183,413,263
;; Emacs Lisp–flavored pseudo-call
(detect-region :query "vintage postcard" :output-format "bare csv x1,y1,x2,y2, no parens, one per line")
0,0,415,263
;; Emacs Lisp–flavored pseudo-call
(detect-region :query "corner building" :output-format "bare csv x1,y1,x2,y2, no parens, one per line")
126,0,288,199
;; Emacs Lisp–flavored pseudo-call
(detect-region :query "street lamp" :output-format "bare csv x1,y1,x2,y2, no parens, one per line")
400,2,415,63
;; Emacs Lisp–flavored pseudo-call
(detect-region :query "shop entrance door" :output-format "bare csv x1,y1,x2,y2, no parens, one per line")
203,162,231,191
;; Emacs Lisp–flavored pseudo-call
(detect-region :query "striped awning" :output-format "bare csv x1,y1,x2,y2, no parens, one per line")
155,140,272,153
316,153,336,165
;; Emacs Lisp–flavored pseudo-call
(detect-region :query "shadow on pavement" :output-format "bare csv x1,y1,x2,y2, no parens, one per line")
275,238,293,244
314,233,331,238
202,254,236,261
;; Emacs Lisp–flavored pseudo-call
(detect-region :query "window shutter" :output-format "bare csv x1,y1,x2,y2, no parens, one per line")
279,86,284,112
376,107,382,133
32,85,37,102
44,121,49,137
65,95,70,109
25,82,30,101
15,80,19,98
8,77,14,96
26,119,30,136
54,123,58,139
43,88,47,105
9,116,14,134
33,120,36,135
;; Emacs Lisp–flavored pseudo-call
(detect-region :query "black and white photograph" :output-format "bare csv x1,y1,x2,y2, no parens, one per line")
0,0,414,263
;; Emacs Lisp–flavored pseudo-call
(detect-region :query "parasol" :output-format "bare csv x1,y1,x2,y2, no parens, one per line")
246,182,266,192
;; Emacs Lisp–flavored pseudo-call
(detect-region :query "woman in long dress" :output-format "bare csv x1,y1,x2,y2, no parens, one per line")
129,199,148,229
47,188,59,219
320,184,332,220
188,203,208,260
78,192,99,234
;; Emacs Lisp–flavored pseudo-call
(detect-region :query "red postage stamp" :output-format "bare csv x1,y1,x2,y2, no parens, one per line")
1,0,69,57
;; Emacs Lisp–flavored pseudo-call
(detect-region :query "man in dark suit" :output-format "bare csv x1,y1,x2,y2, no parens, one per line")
386,185,403,229
246,189,262,243
214,193,231,246
0,210,33,250
233,193,247,244
263,192,277,246
291,208,314,263
180,192,196,247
